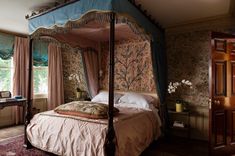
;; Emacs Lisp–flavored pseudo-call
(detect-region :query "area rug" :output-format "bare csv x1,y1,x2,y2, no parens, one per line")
0,135,56,156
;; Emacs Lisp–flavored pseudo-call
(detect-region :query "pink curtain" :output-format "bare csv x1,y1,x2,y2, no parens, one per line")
48,44,64,110
83,49,99,98
13,37,30,124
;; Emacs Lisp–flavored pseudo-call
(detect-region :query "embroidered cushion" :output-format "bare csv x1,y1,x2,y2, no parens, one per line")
54,101,119,119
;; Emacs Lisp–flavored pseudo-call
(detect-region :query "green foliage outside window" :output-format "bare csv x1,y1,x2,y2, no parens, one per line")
0,58,48,94
33,67,48,94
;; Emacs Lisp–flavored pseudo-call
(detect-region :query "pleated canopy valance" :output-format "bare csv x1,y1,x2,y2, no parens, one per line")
33,40,48,66
0,32,14,60
0,32,47,66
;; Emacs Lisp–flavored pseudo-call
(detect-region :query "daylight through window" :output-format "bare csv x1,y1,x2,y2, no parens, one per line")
33,66,48,95
0,57,13,92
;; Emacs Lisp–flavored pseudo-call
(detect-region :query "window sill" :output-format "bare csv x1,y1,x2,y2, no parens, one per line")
34,94,48,99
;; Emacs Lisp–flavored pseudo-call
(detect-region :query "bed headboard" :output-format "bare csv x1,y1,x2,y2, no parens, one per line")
99,40,156,93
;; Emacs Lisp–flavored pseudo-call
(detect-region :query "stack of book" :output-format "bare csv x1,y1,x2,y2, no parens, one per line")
173,121,185,128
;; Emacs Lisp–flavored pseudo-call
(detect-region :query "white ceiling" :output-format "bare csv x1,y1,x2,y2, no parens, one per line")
0,0,232,35
0,0,59,35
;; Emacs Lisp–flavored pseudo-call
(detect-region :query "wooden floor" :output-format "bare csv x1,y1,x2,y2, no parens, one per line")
0,126,208,156
142,136,208,156
0,125,23,141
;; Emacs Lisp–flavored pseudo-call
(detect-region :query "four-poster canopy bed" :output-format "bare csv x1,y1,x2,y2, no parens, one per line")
24,0,167,155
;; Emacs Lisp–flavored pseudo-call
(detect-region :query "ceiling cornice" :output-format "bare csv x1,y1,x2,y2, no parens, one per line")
26,0,76,20
165,0,234,31
166,14,235,34
0,29,27,38
166,14,231,29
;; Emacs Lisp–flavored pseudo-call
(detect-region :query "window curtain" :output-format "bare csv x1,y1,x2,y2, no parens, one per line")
12,37,31,124
48,43,64,110
0,32,14,60
151,38,169,134
82,49,99,98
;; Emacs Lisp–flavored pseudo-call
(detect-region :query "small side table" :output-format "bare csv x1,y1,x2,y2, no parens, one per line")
0,98,27,123
168,110,191,139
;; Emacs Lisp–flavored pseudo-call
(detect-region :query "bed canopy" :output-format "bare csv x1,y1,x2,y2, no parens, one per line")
25,0,167,155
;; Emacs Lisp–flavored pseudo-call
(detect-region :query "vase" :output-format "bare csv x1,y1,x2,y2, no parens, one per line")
176,103,183,112
76,91,82,99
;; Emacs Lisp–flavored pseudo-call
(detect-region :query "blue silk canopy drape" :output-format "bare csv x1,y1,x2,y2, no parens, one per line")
28,0,167,130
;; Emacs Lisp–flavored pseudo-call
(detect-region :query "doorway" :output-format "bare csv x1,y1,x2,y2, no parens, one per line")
209,32,235,155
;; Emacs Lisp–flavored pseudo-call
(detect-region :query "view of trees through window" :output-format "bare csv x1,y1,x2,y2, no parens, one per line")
0,58,13,92
33,66,48,94
0,58,48,95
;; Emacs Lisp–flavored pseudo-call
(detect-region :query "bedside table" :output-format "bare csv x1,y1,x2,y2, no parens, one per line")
168,109,191,139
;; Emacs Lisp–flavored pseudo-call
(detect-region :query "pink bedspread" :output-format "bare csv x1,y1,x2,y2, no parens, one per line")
26,104,161,156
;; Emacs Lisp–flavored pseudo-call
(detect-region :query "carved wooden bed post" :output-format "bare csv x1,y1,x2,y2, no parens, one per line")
24,37,33,148
105,12,116,156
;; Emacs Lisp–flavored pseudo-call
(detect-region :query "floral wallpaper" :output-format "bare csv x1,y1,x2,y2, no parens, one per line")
166,29,235,107
166,28,235,140
61,47,88,103
166,30,211,107
100,39,156,92
61,30,213,106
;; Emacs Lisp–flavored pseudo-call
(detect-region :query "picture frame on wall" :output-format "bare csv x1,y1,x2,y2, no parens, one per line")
0,91,11,98
215,39,226,52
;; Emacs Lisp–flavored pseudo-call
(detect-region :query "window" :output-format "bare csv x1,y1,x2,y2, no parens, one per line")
0,57,13,92
0,58,48,96
33,66,48,95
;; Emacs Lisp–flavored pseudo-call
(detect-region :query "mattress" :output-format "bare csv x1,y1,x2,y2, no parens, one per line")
26,102,161,156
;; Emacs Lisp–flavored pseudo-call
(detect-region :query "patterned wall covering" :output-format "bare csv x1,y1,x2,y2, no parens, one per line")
61,47,87,103
100,40,156,92
166,30,210,107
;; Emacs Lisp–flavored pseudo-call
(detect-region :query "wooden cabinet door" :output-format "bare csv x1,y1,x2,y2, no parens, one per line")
209,32,235,155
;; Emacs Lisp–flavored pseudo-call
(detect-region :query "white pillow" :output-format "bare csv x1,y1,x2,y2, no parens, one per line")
118,92,154,109
91,91,122,104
